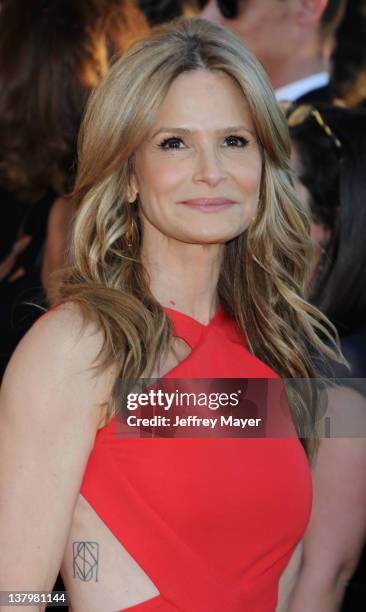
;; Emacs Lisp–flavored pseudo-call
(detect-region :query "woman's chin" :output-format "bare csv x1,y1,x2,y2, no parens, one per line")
173,231,241,246
168,223,245,245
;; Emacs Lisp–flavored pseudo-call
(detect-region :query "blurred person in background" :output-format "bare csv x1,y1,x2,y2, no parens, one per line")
285,103,366,612
201,0,347,103
137,0,198,25
0,0,148,380
288,105,366,375
331,0,366,106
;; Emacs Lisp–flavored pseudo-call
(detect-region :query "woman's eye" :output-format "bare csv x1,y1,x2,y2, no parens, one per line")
224,135,249,148
159,137,185,150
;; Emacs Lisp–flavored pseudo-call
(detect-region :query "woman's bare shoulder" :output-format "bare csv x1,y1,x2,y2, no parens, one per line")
1,302,117,431
5,302,101,372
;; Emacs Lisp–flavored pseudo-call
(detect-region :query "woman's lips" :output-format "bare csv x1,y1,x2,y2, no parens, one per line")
179,198,238,212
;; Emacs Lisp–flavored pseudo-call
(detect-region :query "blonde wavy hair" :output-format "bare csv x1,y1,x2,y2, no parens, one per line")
58,17,344,455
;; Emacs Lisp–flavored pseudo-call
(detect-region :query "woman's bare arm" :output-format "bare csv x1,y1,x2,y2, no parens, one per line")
288,393,366,612
276,541,303,612
0,305,115,610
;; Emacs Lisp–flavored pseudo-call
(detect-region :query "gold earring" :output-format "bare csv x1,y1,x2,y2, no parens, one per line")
124,219,136,248
124,198,138,248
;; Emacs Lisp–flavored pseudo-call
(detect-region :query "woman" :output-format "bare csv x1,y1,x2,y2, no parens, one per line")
0,0,148,379
285,103,366,612
0,18,342,612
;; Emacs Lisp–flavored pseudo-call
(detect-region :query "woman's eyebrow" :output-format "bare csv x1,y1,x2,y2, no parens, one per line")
151,125,256,138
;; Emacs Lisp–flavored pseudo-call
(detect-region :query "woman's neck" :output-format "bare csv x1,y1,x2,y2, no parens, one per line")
141,235,224,325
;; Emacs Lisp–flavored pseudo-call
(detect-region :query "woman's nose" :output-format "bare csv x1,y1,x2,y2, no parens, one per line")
192,147,227,187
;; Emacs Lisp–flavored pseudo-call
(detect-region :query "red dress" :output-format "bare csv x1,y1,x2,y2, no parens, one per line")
79,304,312,611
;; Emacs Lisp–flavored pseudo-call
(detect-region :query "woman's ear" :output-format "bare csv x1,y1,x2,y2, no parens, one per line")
126,175,138,203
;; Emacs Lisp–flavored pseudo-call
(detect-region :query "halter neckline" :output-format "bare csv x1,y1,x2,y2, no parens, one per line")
162,304,225,349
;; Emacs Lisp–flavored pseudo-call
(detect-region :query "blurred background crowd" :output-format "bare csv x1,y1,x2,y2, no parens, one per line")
0,1,365,611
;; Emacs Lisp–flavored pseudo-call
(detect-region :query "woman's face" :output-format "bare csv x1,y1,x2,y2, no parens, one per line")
132,69,262,245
